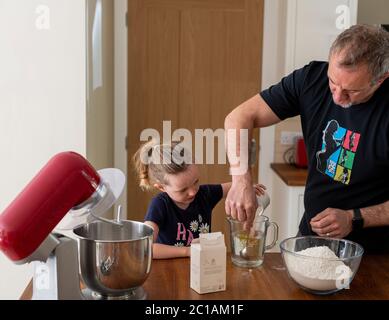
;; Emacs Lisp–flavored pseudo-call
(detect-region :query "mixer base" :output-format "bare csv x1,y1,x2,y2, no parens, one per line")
82,287,147,300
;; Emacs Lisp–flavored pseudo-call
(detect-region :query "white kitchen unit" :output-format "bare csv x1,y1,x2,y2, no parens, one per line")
268,164,307,252
272,174,305,239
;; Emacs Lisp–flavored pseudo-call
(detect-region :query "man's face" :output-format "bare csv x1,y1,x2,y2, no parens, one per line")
328,53,384,108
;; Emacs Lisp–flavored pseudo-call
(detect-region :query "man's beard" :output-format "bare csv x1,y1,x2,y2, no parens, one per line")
340,102,353,109
334,99,353,108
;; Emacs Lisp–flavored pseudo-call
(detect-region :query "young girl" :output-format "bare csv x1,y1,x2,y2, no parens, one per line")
133,140,265,259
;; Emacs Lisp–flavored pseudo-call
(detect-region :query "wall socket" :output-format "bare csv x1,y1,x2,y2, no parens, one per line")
280,131,303,145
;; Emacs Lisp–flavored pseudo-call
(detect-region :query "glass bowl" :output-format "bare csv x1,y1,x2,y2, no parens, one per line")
280,236,364,295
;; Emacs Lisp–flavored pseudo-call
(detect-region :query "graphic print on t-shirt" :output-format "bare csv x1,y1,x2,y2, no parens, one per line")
174,214,210,247
316,120,360,184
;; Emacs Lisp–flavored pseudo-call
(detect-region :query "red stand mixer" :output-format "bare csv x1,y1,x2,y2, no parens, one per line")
0,152,153,300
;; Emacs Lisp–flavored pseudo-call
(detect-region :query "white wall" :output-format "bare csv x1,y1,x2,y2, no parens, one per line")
260,0,288,223
357,0,389,24
0,0,86,299
285,0,358,74
113,0,128,218
86,0,114,171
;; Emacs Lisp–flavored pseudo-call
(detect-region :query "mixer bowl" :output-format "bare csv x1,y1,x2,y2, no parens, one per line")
73,220,153,299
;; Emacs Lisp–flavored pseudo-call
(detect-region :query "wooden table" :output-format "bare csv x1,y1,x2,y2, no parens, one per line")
21,253,389,300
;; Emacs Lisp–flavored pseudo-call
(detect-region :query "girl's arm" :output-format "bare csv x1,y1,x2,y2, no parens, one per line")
221,183,266,198
145,221,190,259
221,182,232,198
153,243,190,259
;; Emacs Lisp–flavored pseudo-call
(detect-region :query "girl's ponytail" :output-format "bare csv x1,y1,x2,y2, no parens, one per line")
133,139,158,191
133,140,191,191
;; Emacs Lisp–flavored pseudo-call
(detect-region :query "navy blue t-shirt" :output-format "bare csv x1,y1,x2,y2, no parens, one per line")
144,184,223,247
261,61,389,253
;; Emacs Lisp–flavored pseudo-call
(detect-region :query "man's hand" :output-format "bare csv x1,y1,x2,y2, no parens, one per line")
225,175,257,230
310,208,353,238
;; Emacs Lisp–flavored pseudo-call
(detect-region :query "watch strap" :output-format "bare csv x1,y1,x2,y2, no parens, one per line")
352,208,364,231
353,208,362,219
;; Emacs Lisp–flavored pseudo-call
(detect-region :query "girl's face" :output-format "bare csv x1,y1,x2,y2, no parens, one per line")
161,165,200,206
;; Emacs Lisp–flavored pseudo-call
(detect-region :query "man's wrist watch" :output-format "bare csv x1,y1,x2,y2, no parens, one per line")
352,208,364,231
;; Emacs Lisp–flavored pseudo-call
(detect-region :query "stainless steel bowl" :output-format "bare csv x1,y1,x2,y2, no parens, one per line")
73,220,153,299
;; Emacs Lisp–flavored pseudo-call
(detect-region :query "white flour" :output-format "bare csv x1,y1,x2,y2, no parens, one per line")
287,246,352,280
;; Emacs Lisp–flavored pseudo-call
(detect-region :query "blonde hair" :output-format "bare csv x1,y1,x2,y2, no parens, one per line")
133,140,192,191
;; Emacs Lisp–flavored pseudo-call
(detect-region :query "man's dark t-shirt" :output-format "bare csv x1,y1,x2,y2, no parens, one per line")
145,184,223,247
261,61,389,253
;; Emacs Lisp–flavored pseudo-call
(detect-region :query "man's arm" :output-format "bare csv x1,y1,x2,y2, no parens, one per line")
361,200,389,228
225,94,282,130
310,200,389,238
224,94,280,229
221,182,232,198
221,182,267,198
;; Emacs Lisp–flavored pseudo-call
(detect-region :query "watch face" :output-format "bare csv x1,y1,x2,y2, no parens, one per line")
352,218,364,231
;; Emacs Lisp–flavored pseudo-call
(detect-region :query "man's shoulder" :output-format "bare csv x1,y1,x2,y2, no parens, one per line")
296,61,329,90
304,61,328,75
285,61,328,88
308,60,328,67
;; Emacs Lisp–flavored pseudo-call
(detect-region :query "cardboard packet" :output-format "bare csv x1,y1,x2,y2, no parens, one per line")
190,232,226,294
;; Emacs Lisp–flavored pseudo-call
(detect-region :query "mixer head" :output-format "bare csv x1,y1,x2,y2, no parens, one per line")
56,168,125,231
0,152,125,263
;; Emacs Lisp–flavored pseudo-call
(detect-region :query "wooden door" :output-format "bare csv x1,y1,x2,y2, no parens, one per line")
127,0,264,239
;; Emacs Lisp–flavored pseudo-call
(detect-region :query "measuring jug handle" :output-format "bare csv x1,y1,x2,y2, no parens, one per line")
265,222,279,251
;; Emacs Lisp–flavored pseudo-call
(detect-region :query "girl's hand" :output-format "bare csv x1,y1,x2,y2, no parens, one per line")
191,238,200,245
185,246,191,257
253,184,266,196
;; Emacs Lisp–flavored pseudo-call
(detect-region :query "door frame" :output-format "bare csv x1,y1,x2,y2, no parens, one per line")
114,0,282,219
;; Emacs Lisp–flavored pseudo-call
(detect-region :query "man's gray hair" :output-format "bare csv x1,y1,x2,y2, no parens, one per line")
329,24,389,83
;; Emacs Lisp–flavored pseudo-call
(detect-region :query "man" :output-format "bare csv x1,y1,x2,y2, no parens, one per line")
224,24,389,253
